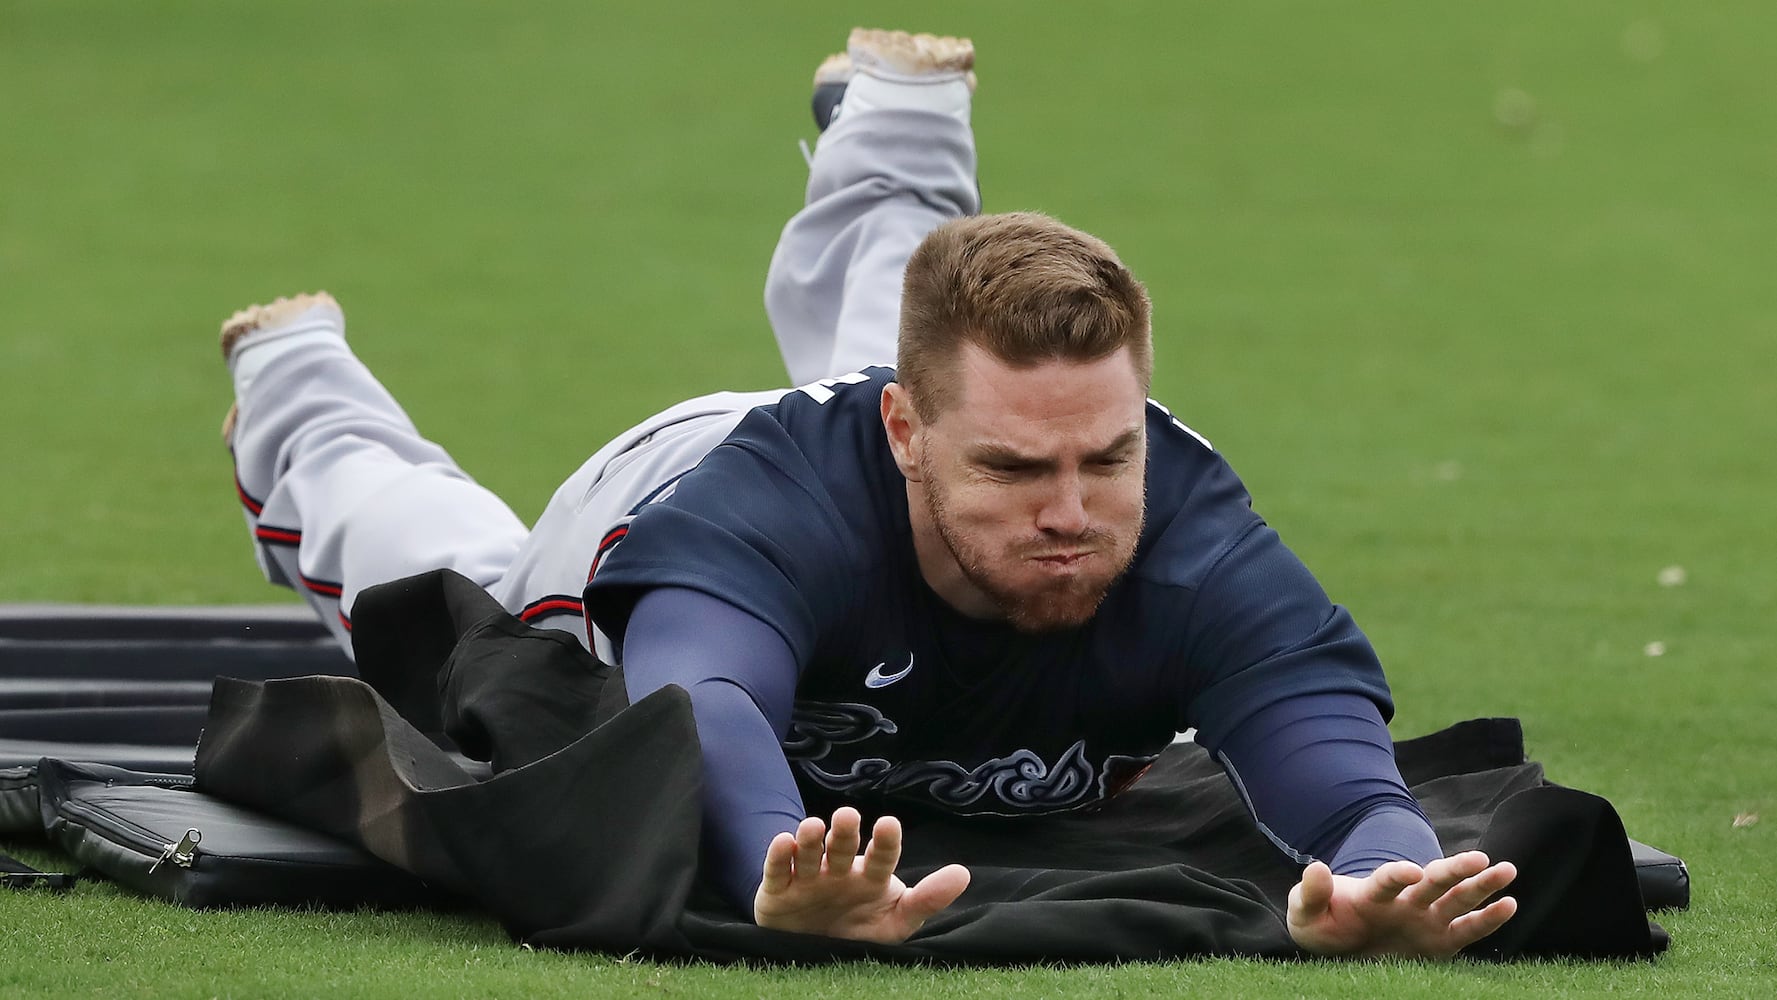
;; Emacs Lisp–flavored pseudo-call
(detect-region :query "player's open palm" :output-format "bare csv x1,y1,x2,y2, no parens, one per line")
754,807,971,943
1287,851,1519,957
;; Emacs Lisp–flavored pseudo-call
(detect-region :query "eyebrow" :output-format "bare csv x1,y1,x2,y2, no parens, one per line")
969,427,1144,469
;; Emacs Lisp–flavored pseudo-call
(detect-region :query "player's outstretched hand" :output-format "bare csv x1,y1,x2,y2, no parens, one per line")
753,807,971,943
1287,851,1518,957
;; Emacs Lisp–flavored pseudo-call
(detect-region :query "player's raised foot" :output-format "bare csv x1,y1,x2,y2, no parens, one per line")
847,28,974,84
218,291,343,447
818,28,976,131
219,291,342,365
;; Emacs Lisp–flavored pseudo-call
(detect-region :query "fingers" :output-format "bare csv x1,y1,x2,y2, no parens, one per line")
824,806,863,875
1406,852,1520,951
1291,861,1335,919
1285,852,1520,958
1359,859,1424,906
792,815,827,877
1399,850,1489,908
901,863,971,925
1406,852,1514,907
1429,860,1518,922
861,814,904,882
1448,895,1518,949
759,831,798,894
768,811,903,889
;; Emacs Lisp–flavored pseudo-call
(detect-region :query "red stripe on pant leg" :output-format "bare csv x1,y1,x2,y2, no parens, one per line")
235,471,265,515
302,576,344,598
255,525,302,545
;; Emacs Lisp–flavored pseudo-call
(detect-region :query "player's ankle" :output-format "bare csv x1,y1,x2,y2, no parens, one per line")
220,293,347,396
836,73,972,126
830,28,975,128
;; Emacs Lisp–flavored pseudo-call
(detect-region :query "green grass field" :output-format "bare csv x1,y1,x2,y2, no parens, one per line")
3,0,1773,995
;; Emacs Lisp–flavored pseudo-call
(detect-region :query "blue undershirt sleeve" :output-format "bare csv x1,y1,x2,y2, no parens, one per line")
621,586,807,914
1211,690,1443,876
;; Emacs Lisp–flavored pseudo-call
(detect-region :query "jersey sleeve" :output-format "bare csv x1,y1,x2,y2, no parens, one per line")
1178,516,1396,750
621,587,807,912
1144,428,1429,873
1212,690,1441,874
1137,445,1400,753
582,409,862,665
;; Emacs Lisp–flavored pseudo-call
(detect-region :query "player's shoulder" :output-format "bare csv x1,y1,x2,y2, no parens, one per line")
757,366,895,434
720,365,896,483
1144,397,1215,453
697,365,902,546
1131,397,1265,587
1140,395,1239,509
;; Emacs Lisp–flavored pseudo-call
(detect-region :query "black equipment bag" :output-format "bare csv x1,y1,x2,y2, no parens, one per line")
0,765,42,836
30,758,447,909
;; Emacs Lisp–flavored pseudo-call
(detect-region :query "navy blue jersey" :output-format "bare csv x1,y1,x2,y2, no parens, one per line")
583,367,1395,822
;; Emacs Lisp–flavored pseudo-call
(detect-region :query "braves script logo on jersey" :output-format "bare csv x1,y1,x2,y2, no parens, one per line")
781,701,898,759
800,741,1098,811
782,699,1163,815
864,653,914,689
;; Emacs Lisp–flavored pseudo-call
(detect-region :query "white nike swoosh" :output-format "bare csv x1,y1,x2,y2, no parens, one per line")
864,653,914,689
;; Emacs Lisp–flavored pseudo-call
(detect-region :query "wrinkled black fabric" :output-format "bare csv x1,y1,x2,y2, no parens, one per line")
193,569,1666,963
348,568,626,771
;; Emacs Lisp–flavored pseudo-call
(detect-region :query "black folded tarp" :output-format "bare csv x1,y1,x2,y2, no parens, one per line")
185,570,1673,963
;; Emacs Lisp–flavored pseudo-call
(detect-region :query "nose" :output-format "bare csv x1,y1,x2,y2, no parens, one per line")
1034,472,1090,537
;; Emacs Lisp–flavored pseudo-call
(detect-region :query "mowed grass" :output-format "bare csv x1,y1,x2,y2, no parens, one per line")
2,0,1773,996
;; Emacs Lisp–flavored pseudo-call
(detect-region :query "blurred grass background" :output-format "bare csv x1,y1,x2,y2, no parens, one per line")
1,0,1772,994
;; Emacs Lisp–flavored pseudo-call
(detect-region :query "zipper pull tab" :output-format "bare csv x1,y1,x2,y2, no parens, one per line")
148,829,202,874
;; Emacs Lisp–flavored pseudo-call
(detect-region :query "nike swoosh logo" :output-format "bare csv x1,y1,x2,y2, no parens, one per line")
864,653,914,689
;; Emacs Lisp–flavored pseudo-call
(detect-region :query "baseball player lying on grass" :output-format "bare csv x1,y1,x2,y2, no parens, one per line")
216,28,1516,957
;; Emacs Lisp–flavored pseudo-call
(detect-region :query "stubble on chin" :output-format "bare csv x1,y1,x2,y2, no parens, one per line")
918,475,1138,634
997,576,1111,633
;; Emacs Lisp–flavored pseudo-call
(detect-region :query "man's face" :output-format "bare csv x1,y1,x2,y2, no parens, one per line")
888,342,1148,632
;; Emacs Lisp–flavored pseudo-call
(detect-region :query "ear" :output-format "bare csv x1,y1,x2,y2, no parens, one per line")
880,382,925,481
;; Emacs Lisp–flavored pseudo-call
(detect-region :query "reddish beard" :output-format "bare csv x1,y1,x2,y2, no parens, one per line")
917,470,1141,633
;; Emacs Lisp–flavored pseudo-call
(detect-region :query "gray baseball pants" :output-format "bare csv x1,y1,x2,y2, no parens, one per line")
226,108,978,660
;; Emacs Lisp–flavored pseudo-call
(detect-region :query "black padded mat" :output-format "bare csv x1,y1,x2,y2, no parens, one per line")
0,604,353,769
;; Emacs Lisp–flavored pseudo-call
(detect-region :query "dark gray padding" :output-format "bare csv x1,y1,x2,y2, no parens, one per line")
0,705,210,743
0,741,200,776
1628,838,1691,911
0,604,353,770
1,765,40,835
0,603,334,640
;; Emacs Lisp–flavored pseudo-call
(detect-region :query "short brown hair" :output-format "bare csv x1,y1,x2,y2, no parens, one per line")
897,211,1152,419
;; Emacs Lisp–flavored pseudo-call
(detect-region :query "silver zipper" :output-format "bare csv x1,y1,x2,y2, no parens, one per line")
148,828,202,874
